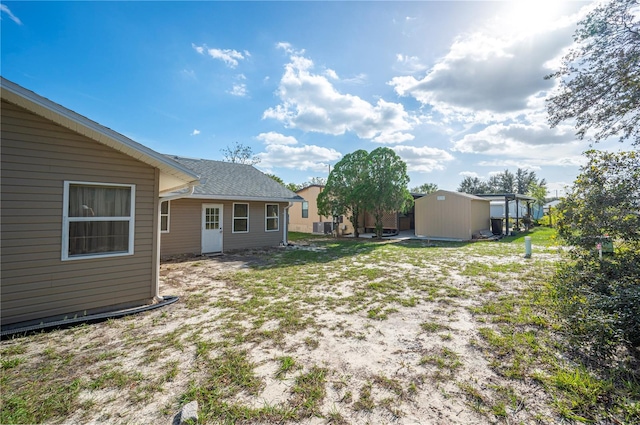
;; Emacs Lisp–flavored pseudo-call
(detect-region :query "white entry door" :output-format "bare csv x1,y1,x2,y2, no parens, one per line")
202,204,223,253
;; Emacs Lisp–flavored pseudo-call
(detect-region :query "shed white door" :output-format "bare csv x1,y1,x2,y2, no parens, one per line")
202,204,223,253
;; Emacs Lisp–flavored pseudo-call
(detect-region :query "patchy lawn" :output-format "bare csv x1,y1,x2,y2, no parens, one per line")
1,227,637,424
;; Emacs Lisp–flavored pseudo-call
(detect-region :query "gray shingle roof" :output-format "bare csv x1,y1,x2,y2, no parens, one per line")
166,156,303,202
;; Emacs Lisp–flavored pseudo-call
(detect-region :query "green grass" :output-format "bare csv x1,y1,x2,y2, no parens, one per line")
3,227,639,424
275,356,297,378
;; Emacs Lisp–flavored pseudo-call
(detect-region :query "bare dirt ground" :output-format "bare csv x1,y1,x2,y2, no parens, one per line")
1,238,561,424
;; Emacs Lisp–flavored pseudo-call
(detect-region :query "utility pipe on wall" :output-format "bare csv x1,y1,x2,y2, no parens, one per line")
282,202,293,246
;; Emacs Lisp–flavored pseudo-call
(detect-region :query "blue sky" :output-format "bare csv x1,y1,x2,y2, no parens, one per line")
2,1,626,195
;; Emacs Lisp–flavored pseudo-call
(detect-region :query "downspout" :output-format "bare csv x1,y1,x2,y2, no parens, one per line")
282,202,293,246
154,184,197,302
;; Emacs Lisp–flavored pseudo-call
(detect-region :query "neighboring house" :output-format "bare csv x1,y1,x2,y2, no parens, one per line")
289,185,421,236
543,199,561,214
490,200,543,220
288,185,354,235
415,190,491,240
0,77,200,328
475,193,540,234
159,156,303,256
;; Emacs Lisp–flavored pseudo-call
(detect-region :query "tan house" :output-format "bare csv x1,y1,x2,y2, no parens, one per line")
160,156,302,256
289,185,331,233
414,190,490,240
1,77,200,328
288,185,355,235
289,185,421,236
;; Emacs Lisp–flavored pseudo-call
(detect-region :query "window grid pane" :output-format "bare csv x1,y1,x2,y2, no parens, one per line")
69,185,131,217
265,204,279,231
205,207,220,230
64,182,134,259
233,219,248,232
69,221,129,256
266,218,278,231
233,203,249,232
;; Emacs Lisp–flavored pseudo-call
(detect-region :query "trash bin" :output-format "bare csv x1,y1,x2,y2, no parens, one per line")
491,218,503,235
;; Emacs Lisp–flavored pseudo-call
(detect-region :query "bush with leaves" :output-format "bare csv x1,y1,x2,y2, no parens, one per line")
555,150,640,363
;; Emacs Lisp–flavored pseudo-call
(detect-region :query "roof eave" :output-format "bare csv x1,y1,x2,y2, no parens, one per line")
188,194,304,202
0,77,200,187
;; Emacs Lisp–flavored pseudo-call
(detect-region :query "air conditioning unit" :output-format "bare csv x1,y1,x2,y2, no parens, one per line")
312,222,333,234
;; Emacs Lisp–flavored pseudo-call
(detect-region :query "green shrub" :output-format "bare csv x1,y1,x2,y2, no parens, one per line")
554,150,640,365
555,252,640,362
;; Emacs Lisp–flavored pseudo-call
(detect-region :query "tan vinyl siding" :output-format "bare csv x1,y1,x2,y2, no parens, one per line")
470,200,491,236
415,190,490,240
1,100,159,326
288,186,355,235
161,199,288,256
288,186,330,233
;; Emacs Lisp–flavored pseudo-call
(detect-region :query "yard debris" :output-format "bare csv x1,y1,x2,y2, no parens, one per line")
472,229,500,240
178,400,198,425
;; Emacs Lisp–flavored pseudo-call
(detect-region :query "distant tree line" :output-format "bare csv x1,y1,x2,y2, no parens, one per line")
457,168,547,207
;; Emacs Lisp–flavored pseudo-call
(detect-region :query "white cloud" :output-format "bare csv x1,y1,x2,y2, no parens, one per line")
229,83,247,97
394,54,428,74
324,69,339,80
451,119,587,167
341,73,368,85
392,145,454,173
276,41,304,55
477,160,543,171
257,144,342,172
545,181,572,198
459,171,480,178
452,121,576,154
256,132,298,145
190,129,200,136
1,4,22,25
388,11,579,120
192,43,247,68
181,69,196,80
264,50,416,143
373,132,415,144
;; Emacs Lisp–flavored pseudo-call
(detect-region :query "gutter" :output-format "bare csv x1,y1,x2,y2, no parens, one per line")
154,184,197,301
282,202,294,246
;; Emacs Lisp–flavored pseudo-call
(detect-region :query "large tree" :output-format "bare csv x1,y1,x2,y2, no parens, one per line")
457,177,489,194
546,0,640,146
317,150,370,238
365,147,413,237
411,182,438,194
300,177,327,188
221,142,261,165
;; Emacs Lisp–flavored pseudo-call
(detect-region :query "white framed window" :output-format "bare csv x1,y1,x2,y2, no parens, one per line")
62,181,135,261
233,203,249,233
265,204,279,232
160,200,170,233
302,201,309,218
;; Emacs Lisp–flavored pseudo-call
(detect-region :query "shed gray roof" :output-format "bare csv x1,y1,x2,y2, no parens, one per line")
166,156,303,202
422,190,490,202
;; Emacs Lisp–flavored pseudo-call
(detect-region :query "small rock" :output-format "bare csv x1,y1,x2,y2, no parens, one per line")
180,400,198,425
